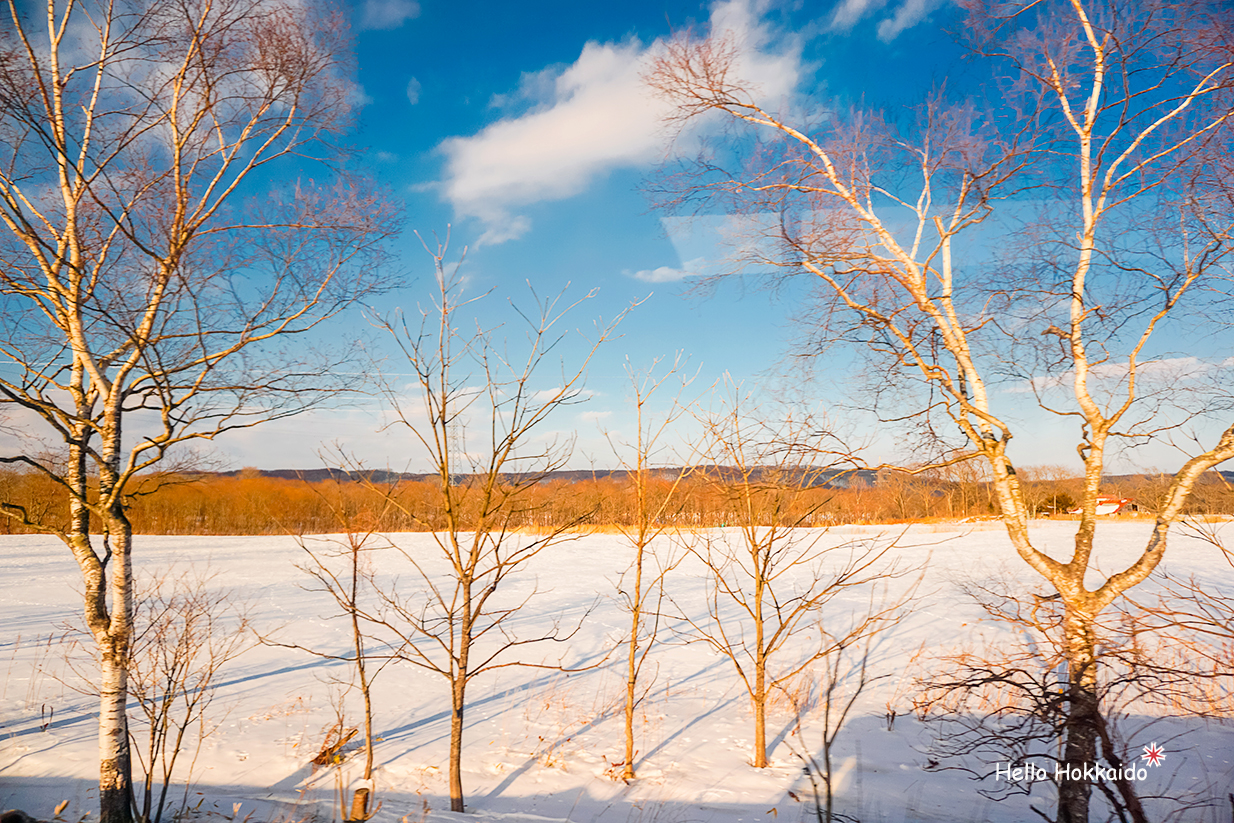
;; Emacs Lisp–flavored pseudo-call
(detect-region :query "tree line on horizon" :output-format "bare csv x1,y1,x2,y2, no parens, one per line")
2,465,1230,536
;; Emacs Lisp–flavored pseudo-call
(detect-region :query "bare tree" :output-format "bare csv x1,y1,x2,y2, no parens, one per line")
791,637,879,823
0,2,397,820
926,453,994,519
1019,466,1081,518
650,2,1234,819
603,355,695,780
354,243,624,812
272,479,404,819
1127,519,1234,715
672,392,907,768
126,570,252,823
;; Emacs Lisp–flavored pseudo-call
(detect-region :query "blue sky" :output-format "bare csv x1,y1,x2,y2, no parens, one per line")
218,0,981,472
214,0,1227,476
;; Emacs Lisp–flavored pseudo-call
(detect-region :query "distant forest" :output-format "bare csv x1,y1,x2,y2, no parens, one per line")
3,466,1231,535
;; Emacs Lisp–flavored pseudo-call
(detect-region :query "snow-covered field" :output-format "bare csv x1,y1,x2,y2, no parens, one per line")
3,522,1232,823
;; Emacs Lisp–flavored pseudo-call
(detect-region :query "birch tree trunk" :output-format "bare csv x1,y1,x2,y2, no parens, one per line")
1059,606,1099,823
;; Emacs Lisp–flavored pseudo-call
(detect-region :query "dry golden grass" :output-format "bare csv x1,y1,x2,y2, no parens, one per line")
3,467,1228,536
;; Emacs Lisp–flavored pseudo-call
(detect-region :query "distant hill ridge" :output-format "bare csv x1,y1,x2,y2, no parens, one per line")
199,466,1234,488
205,466,878,487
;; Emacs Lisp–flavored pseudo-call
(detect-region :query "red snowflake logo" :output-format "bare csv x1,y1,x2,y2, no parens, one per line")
1141,742,1165,767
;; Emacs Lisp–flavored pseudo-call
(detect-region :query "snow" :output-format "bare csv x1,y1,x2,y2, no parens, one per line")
2,521,1232,823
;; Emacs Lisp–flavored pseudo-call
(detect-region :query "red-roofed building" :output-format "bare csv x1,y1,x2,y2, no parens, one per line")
1069,496,1138,515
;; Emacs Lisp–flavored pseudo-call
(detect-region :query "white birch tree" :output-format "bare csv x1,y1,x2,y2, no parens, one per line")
649,2,1234,820
0,2,396,820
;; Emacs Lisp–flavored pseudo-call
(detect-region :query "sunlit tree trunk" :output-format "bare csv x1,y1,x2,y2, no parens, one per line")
751,563,768,768
448,669,468,812
1058,606,1099,823
622,543,644,778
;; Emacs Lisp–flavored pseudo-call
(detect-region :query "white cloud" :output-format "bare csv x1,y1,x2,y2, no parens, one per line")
828,0,889,32
488,67,562,112
477,215,531,246
359,0,420,31
436,0,805,244
630,256,708,283
876,0,941,41
438,39,660,244
1007,357,1212,395
406,77,422,105
631,265,694,283
627,214,789,284
349,85,374,109
825,0,939,40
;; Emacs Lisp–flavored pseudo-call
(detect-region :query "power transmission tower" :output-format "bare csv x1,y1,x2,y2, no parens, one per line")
447,417,466,483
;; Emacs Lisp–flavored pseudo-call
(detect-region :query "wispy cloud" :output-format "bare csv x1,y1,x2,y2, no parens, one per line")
633,215,786,283
437,0,804,245
828,0,889,32
406,77,422,105
631,265,695,284
876,0,942,41
827,0,941,41
630,256,708,283
1007,357,1214,395
359,0,420,31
